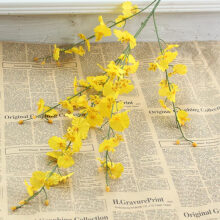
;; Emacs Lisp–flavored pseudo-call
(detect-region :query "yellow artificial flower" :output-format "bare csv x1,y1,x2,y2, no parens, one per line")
94,16,111,41
90,95,101,105
68,115,90,140
87,75,108,91
64,127,83,148
86,107,103,127
98,61,125,80
115,15,126,27
159,99,172,112
177,110,190,126
173,64,187,75
115,2,139,27
65,46,85,56
24,180,34,196
37,98,45,114
103,80,119,98
122,1,139,17
99,134,123,153
159,83,179,103
57,149,75,168
114,29,136,49
148,63,157,71
116,78,134,95
79,79,89,87
70,95,88,109
59,172,74,182
156,51,178,72
53,44,60,61
43,106,58,117
106,162,124,179
29,171,60,191
164,44,179,51
48,136,66,150
97,96,116,118
59,100,74,113
109,111,130,132
78,33,91,51
99,139,118,153
124,61,139,76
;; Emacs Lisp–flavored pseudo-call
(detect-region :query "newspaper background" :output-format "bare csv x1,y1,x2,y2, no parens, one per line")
0,41,219,220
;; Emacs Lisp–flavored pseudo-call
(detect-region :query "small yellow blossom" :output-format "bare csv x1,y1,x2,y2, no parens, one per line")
97,96,116,118
122,1,139,17
158,81,179,103
94,16,111,41
115,15,126,27
65,46,85,56
59,172,74,182
37,98,45,114
24,180,34,196
87,75,108,91
105,162,124,179
98,61,125,80
173,64,187,75
57,150,74,168
177,110,190,126
78,33,90,51
109,111,130,132
164,44,179,51
99,139,118,153
86,107,103,127
70,116,90,140
53,44,60,61
159,99,172,112
156,51,178,72
59,100,73,113
48,136,66,150
114,29,136,49
148,63,157,71
176,140,180,145
44,106,58,117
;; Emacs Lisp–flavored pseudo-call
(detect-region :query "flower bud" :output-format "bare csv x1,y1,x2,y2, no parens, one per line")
44,200,49,206
18,120,24,125
48,119,53,124
106,186,110,192
192,142,197,147
11,206,17,211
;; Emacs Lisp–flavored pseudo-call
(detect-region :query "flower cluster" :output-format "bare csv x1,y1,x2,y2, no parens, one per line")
149,43,196,146
12,0,196,212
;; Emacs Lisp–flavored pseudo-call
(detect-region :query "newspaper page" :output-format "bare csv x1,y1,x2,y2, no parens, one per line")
0,41,219,220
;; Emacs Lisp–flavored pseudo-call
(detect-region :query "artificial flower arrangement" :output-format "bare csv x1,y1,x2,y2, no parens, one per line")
11,0,197,211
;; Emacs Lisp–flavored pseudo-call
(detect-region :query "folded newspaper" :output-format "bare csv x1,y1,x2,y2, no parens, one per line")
0,41,220,220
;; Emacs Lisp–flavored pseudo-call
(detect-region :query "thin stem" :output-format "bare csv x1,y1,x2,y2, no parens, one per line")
42,187,48,200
